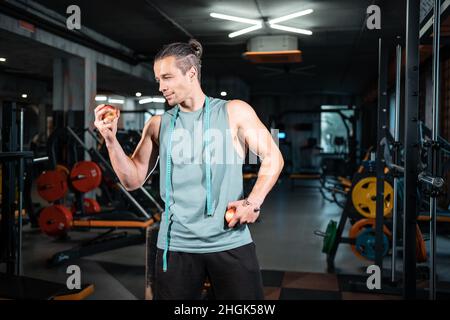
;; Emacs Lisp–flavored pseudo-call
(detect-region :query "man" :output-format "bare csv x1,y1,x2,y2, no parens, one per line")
94,39,284,300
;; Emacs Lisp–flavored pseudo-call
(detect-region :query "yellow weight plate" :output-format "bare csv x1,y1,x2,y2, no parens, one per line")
351,177,393,219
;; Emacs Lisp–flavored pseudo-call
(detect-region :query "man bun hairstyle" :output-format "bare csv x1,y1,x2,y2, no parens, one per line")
189,39,203,59
155,38,203,81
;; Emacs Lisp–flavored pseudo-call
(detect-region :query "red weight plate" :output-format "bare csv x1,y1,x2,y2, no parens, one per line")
70,161,102,193
36,170,68,202
39,205,73,237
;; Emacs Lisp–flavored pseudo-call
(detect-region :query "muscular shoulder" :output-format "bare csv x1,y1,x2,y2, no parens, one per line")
226,99,257,128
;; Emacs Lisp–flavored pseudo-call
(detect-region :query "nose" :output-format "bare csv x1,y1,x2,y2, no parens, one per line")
159,82,167,93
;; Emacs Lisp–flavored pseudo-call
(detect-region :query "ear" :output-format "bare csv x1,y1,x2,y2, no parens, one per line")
189,66,197,81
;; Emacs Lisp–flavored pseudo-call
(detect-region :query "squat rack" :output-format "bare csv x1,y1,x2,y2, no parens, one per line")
318,0,447,300
381,0,444,300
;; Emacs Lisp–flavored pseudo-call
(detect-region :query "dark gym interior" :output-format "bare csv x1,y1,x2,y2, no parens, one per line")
1,0,450,301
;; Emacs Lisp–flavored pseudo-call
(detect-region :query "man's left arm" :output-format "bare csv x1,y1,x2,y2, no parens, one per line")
227,100,284,228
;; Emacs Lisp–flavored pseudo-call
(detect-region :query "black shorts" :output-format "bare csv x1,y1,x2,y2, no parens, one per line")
154,242,264,300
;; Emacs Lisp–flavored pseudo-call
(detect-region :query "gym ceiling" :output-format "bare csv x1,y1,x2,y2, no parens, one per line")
0,0,406,100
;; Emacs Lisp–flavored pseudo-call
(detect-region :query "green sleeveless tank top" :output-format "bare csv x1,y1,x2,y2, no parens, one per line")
157,97,253,254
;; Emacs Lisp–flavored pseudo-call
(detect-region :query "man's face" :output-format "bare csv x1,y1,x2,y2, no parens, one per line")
154,56,193,106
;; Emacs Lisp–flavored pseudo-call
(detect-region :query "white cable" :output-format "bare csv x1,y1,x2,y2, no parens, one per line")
143,155,160,184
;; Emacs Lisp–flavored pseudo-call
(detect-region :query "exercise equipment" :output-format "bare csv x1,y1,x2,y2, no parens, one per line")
0,101,93,299
348,219,392,260
319,147,374,209
355,228,389,261
387,43,403,284
38,205,73,237
314,220,337,254
351,177,394,219
48,211,159,267
36,170,68,202
39,126,162,267
70,127,162,216
384,5,448,297
56,164,70,178
273,107,358,176
320,8,449,299
416,224,427,263
315,170,397,269
69,161,102,193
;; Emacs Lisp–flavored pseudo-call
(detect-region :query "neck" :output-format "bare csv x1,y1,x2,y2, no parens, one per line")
178,89,206,112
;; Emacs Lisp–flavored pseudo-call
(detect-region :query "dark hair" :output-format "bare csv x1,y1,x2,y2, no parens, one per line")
154,39,203,81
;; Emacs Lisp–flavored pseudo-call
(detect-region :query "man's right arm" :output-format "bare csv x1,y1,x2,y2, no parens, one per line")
105,115,161,191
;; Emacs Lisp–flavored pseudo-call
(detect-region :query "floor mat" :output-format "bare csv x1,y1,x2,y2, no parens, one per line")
92,260,407,300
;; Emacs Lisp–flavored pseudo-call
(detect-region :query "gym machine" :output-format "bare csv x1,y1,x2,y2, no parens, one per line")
0,101,94,299
271,108,358,190
37,126,161,266
316,0,450,300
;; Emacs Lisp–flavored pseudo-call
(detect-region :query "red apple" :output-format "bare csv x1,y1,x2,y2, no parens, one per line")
101,105,118,123
225,208,236,224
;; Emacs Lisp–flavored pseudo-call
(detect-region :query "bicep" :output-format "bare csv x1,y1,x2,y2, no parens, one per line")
131,116,160,180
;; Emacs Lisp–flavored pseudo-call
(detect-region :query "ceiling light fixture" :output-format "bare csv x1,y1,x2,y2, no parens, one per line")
268,9,313,24
210,13,261,25
108,98,124,104
269,24,312,35
229,23,263,38
211,9,313,38
139,98,153,104
152,97,166,103
95,96,108,101
139,97,166,105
